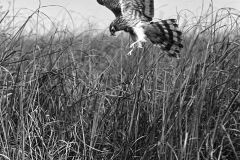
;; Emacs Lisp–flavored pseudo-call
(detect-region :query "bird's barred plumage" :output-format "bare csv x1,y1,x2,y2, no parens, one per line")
145,19,183,57
97,0,183,58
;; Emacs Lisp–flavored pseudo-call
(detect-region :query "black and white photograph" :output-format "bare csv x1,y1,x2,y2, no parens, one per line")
0,0,239,159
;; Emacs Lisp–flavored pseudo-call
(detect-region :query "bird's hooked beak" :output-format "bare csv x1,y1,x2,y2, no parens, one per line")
111,32,116,36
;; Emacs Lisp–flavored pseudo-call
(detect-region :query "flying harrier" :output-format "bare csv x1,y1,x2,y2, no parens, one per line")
97,0,183,57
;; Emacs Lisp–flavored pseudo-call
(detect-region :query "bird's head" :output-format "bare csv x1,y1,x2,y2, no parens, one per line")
109,22,119,36
110,17,126,36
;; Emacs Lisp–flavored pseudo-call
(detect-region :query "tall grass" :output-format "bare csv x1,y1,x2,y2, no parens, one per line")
0,4,240,160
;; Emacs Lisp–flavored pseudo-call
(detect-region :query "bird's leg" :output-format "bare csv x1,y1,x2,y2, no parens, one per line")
127,27,145,55
127,34,137,55
128,41,143,55
130,40,143,48
127,48,134,56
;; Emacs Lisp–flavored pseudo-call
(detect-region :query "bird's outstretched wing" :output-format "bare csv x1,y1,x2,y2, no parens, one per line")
97,0,154,21
120,0,154,21
97,0,122,17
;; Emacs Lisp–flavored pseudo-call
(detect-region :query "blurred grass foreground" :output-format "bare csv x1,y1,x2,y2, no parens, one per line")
0,3,240,160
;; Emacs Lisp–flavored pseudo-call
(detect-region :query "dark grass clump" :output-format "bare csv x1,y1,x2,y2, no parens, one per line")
0,3,240,160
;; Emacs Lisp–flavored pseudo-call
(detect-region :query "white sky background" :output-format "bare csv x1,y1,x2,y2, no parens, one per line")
1,0,240,34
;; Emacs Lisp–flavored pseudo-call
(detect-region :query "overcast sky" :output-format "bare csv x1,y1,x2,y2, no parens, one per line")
1,0,240,32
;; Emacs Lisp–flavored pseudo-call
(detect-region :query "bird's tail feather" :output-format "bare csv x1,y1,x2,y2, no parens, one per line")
145,19,183,58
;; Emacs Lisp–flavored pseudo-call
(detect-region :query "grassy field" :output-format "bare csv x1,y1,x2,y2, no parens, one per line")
0,5,240,160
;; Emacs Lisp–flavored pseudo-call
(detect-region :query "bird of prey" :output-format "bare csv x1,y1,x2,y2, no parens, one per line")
97,0,183,57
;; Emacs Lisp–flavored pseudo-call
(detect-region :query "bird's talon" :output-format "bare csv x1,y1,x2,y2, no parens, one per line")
127,49,134,55
130,43,135,48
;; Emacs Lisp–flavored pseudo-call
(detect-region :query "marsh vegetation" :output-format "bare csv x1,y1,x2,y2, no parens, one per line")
0,4,240,160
